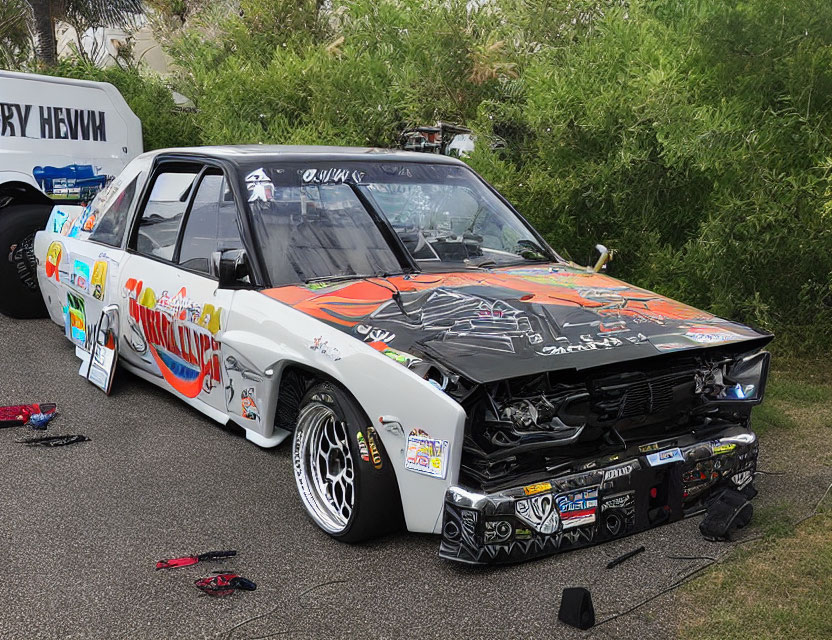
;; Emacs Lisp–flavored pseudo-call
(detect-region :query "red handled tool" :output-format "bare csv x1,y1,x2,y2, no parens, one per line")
155,550,237,570
195,573,257,597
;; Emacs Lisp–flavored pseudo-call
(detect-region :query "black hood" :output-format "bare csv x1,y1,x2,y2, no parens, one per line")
263,266,772,384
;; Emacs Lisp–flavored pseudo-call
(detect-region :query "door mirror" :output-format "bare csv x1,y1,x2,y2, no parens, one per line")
591,243,612,273
211,249,251,288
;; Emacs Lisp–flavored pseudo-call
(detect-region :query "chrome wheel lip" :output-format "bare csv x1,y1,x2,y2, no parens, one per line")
293,401,355,535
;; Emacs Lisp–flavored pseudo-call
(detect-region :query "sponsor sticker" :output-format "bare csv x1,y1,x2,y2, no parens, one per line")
711,442,737,455
404,432,449,479
684,330,739,344
91,260,107,300
366,426,383,469
240,388,260,422
601,492,634,512
51,209,69,233
66,291,86,346
515,493,559,534
523,481,552,496
356,431,370,462
45,241,63,280
639,442,659,453
72,259,90,293
556,488,598,529
309,336,341,361
515,527,533,540
603,463,634,483
245,168,275,202
732,470,753,489
646,447,684,467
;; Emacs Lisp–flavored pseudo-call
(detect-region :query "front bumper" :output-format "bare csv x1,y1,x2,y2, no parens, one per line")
439,427,758,564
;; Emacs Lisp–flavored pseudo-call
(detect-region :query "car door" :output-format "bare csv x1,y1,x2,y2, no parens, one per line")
117,160,248,417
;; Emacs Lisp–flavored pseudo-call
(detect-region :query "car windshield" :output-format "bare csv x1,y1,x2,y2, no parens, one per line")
241,160,557,286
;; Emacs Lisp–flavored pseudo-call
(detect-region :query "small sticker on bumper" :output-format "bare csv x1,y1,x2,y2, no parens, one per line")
646,447,684,467
556,488,598,529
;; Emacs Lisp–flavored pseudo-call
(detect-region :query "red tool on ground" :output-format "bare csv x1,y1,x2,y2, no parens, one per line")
0,403,57,427
195,573,257,597
155,550,237,570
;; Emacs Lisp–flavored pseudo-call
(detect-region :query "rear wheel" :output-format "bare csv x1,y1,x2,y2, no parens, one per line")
292,381,404,542
0,204,50,318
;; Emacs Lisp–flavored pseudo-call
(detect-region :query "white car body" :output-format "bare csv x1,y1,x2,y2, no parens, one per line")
32,145,770,563
34,147,465,535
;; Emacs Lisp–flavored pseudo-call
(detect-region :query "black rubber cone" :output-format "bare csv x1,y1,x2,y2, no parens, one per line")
558,587,595,630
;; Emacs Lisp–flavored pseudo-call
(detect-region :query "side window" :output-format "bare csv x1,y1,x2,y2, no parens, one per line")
88,175,139,247
178,172,243,274
135,169,199,260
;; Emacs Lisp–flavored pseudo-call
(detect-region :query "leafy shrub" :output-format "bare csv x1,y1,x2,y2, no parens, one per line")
48,60,198,151
28,0,832,352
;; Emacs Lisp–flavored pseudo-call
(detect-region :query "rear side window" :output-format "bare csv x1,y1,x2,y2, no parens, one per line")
178,172,243,274
89,175,138,247
135,170,198,260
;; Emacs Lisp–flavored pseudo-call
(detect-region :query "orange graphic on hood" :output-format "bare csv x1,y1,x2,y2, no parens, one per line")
261,267,713,327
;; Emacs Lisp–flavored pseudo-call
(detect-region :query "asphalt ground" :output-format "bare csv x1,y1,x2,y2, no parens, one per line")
0,314,826,639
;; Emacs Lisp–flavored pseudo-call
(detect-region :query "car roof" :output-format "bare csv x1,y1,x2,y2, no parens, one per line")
138,145,469,167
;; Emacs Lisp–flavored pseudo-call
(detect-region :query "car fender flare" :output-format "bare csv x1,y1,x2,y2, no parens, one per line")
220,293,467,534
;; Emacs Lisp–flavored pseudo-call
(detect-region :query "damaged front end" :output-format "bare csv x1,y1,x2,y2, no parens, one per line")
439,348,769,564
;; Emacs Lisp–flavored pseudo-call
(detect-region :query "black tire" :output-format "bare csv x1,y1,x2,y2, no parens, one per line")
0,204,50,318
292,381,404,543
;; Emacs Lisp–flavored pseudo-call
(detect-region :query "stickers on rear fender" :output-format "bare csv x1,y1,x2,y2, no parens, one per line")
404,430,448,479
91,261,107,300
646,447,684,467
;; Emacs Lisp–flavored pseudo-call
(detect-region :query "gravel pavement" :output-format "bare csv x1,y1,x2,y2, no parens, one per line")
0,314,823,639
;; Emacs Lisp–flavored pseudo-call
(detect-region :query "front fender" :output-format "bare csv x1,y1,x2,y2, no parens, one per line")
223,290,467,535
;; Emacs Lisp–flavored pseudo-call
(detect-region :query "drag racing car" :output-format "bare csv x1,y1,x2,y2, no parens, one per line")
33,146,771,563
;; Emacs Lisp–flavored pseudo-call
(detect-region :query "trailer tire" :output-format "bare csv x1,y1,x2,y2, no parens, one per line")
0,204,50,318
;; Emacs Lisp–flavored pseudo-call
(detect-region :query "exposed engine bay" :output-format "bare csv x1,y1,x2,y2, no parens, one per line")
435,346,768,564
447,348,769,493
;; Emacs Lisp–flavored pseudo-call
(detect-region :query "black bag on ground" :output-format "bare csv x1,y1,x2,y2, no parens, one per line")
700,489,753,541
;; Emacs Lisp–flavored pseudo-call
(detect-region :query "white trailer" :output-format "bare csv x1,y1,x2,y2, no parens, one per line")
0,69,142,317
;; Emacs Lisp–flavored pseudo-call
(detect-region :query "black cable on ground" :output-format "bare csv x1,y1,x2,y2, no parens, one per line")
592,480,832,630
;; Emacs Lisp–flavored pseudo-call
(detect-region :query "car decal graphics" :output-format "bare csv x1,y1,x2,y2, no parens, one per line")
45,241,63,281
91,261,107,300
404,431,449,479
71,259,90,293
124,278,222,398
66,291,86,345
240,388,260,422
556,488,599,529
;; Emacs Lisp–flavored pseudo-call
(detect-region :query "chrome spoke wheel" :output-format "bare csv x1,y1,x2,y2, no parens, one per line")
293,402,355,534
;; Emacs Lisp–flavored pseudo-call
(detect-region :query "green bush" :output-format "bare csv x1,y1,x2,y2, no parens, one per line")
48,60,199,151
32,0,832,353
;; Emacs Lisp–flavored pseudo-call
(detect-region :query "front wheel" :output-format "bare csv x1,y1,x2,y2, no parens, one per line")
292,382,404,543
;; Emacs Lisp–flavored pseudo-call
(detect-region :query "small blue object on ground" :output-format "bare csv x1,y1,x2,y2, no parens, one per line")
27,412,57,430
